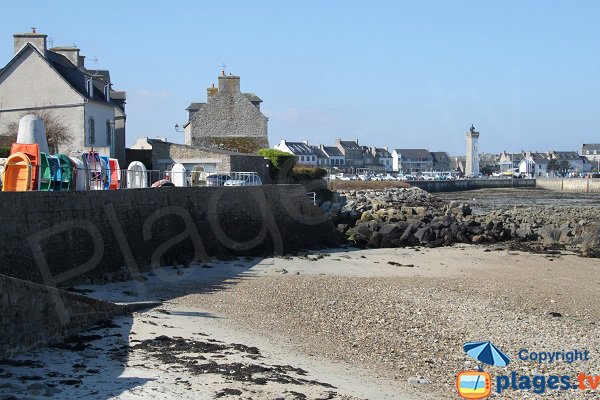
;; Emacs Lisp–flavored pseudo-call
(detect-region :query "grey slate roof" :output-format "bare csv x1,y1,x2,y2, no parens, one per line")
284,142,316,156
551,151,581,160
186,102,205,111
243,93,262,103
310,145,327,158
393,149,433,161
582,144,600,152
322,146,343,157
339,140,361,150
431,151,450,163
374,147,392,158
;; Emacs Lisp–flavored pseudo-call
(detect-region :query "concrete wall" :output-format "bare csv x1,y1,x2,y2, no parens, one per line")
536,178,600,192
0,185,337,285
0,273,128,357
410,178,535,192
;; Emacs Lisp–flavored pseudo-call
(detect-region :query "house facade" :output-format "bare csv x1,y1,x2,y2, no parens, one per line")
185,72,268,154
549,151,585,174
335,139,364,169
519,152,549,177
130,137,269,181
0,30,126,165
431,151,451,172
392,149,433,173
582,144,600,171
319,145,345,168
274,139,319,167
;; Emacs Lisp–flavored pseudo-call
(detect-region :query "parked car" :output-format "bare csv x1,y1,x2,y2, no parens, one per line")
206,173,231,186
224,173,262,186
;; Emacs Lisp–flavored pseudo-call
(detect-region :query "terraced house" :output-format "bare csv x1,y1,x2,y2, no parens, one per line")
0,29,126,165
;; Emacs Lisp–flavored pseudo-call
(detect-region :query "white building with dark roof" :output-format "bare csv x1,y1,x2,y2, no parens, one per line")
274,139,319,166
0,29,127,164
582,144,600,171
391,149,433,173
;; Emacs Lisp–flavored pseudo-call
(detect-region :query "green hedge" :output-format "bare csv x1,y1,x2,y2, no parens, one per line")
0,147,10,158
291,166,328,183
258,148,296,182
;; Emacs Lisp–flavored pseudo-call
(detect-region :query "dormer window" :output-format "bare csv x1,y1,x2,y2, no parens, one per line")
104,84,111,102
86,78,94,98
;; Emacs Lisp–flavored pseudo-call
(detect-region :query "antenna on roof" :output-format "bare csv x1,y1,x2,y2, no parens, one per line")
31,27,37,33
47,37,54,48
91,56,99,75
213,63,227,75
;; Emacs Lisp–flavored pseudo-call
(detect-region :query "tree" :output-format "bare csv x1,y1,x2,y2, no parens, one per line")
558,160,572,175
480,165,496,176
5,109,72,154
546,159,560,175
257,148,296,183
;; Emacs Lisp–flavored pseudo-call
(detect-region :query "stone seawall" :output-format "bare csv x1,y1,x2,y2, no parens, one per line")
409,178,535,192
0,185,337,285
536,178,600,192
0,273,129,357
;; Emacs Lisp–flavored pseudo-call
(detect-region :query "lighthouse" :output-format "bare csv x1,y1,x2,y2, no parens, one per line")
465,125,480,177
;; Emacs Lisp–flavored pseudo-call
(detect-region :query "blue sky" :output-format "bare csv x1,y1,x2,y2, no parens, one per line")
1,1,598,155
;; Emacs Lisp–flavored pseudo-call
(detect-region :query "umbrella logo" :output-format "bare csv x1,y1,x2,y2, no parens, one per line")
457,341,511,399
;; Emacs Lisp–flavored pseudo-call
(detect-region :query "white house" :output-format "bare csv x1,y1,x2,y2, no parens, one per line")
581,144,600,171
318,145,346,169
274,139,318,166
392,149,433,173
518,152,549,177
0,30,126,164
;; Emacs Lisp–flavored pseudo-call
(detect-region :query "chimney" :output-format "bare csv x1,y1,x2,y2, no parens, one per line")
302,140,309,145
354,138,359,145
78,55,86,68
206,83,218,102
14,28,47,55
218,73,240,93
49,46,80,67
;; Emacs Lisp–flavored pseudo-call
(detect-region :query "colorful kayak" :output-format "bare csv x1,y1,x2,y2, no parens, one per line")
100,156,111,190
57,154,74,191
69,156,89,191
2,152,32,191
39,152,51,191
10,143,40,190
48,155,62,191
82,151,106,190
109,158,120,190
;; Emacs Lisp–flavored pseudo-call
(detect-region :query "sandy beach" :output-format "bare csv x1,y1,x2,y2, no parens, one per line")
1,244,599,399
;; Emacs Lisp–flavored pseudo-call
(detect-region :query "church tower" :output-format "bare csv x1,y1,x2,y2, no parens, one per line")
465,125,480,177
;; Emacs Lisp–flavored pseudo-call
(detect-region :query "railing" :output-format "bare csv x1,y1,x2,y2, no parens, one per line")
306,191,317,205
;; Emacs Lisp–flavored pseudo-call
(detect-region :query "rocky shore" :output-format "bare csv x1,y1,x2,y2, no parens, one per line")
319,187,600,257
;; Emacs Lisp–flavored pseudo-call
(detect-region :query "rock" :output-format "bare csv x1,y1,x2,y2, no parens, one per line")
320,201,332,212
407,376,431,385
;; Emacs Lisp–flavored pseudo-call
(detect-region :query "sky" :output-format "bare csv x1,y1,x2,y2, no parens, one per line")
1,0,598,156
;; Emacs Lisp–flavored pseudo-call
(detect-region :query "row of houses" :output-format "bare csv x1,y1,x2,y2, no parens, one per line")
499,150,596,176
275,139,452,174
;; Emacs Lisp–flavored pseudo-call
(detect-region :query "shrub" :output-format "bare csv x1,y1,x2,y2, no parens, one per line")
258,148,296,182
0,147,10,158
291,166,328,183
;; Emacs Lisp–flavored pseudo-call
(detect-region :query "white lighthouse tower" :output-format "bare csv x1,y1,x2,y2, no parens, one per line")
465,124,480,177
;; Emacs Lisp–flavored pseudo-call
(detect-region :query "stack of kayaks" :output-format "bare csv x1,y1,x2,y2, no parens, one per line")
1,152,33,191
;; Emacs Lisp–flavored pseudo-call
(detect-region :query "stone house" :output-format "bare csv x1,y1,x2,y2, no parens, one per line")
335,139,364,170
391,149,433,173
318,145,346,169
0,30,126,165
368,147,393,173
431,151,451,172
184,72,268,154
130,137,269,182
274,139,319,167
499,151,524,174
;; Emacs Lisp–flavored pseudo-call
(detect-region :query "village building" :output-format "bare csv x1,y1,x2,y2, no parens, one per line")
548,151,585,174
499,151,524,174
0,29,126,165
367,147,393,173
431,151,451,172
274,139,319,167
335,139,364,170
318,145,346,168
519,152,550,177
581,144,600,171
129,137,269,182
391,149,433,173
184,72,268,154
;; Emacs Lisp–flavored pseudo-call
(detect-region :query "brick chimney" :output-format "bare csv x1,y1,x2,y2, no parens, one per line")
206,83,218,103
14,28,47,55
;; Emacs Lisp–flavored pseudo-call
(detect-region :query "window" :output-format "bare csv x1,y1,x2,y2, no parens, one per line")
340,159,345,165
301,156,304,161
88,117,95,145
106,120,112,146
86,79,94,98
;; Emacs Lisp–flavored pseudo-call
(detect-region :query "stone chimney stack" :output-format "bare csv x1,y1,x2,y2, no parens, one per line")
206,83,218,103
49,46,81,67
218,70,240,93
14,28,47,55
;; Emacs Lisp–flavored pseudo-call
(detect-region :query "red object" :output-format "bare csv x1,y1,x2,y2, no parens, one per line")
109,159,120,190
10,143,40,190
